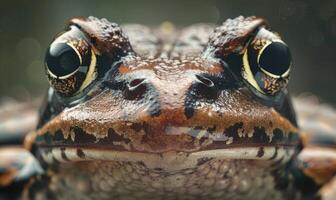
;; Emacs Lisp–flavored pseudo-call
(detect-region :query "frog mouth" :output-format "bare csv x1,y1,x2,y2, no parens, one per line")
33,123,300,169
34,122,299,153
38,145,296,171
32,93,300,167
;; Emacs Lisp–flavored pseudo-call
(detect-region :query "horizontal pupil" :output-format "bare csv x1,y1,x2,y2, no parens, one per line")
46,42,80,77
259,42,291,76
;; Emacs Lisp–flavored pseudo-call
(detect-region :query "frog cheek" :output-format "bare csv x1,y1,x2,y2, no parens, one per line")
242,39,292,96
45,30,97,97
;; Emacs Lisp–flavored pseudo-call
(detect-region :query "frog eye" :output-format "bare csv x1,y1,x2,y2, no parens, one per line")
242,37,292,96
46,42,82,80
45,26,97,96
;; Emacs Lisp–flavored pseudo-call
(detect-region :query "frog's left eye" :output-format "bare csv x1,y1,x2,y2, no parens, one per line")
242,32,292,95
45,26,97,96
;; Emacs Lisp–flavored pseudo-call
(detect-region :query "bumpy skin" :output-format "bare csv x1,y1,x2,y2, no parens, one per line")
34,16,298,152
2,16,335,199
25,16,301,200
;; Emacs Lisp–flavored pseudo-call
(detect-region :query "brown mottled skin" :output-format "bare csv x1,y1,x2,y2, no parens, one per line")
1,16,336,200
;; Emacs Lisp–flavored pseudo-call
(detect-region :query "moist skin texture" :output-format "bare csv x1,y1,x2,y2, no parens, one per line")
25,16,303,200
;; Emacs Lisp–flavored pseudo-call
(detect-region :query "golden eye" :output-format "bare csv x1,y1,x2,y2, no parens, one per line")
45,26,97,96
242,37,292,96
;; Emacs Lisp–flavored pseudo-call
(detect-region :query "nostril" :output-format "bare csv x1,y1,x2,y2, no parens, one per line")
128,78,145,89
195,75,214,88
194,74,217,99
195,74,214,87
124,78,147,100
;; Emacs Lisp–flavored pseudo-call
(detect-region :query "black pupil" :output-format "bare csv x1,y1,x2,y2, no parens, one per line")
258,42,291,76
46,42,80,77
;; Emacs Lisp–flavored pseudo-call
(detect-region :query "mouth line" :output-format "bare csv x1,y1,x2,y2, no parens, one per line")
37,142,297,152
39,144,296,170
33,124,299,154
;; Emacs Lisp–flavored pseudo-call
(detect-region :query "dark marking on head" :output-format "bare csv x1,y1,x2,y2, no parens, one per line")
197,157,214,166
136,161,146,167
269,146,278,160
225,122,244,136
130,123,145,132
98,128,131,145
184,106,194,119
147,100,161,117
223,122,244,143
60,147,70,161
35,128,131,151
252,127,268,144
272,129,284,142
139,81,161,117
207,125,217,133
257,147,264,158
45,130,66,143
76,148,85,159
71,127,97,143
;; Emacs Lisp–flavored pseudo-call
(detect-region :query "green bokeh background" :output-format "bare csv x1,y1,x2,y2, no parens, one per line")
0,0,335,104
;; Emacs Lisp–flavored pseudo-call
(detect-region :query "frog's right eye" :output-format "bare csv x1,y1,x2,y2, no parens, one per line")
45,26,97,96
241,28,292,96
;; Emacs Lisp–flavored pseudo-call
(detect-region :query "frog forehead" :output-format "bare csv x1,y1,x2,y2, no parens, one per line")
118,57,223,75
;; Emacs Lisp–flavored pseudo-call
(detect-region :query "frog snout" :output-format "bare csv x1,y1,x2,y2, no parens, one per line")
119,72,221,120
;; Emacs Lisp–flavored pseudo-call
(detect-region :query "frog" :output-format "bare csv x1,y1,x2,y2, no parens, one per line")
1,16,336,200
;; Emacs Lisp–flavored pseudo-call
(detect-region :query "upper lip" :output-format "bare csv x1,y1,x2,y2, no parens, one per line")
34,120,299,153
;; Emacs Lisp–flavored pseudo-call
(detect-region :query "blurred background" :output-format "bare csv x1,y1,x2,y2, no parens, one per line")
0,0,335,105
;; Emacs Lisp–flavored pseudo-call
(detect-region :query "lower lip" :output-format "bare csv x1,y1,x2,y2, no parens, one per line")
39,145,295,170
